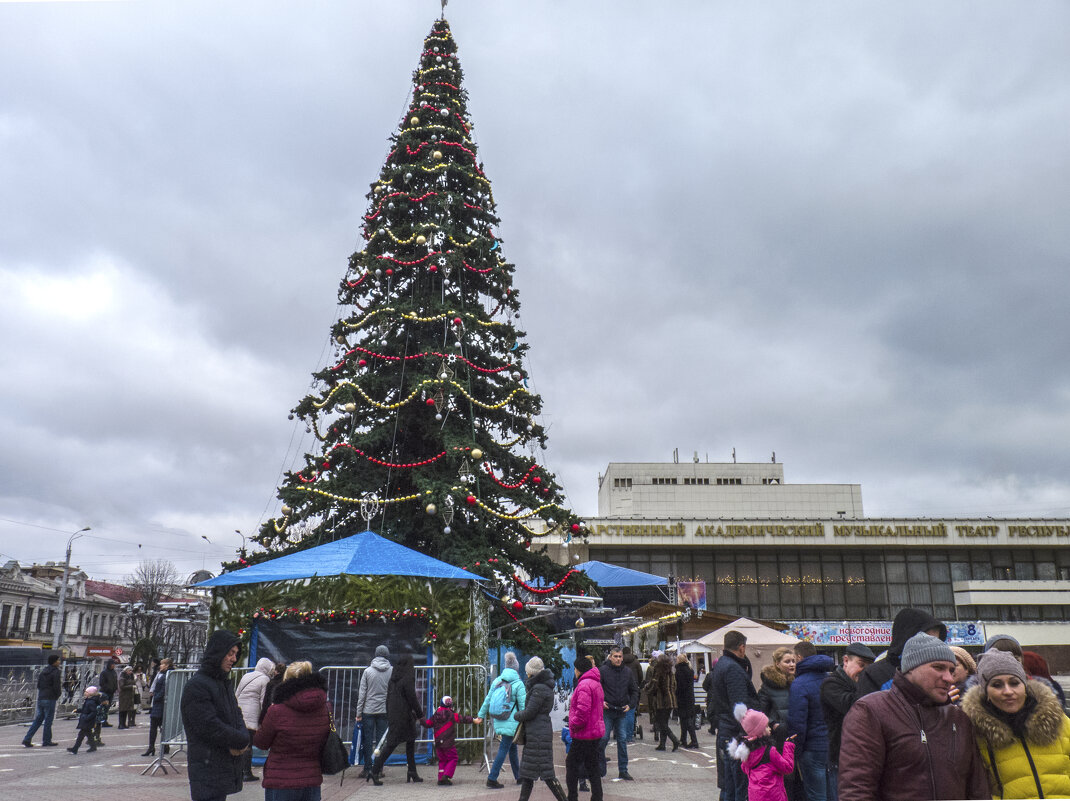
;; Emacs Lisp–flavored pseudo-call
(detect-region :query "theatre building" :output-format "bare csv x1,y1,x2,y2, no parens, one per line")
557,458,1070,668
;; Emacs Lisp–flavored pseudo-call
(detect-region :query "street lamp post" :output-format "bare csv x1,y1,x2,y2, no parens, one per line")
53,526,91,650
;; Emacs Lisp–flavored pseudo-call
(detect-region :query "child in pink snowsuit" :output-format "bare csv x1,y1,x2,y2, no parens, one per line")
728,704,796,801
423,696,482,785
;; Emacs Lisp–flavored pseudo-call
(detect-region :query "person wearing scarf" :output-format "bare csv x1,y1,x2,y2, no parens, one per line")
962,650,1070,799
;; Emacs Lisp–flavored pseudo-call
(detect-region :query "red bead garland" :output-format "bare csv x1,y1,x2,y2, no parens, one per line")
512,570,578,594
329,347,512,375
482,462,540,489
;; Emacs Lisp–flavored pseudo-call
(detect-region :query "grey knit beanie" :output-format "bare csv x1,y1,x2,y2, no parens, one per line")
983,634,1022,656
504,651,520,670
525,656,544,677
976,650,1027,688
900,632,955,674
375,644,390,658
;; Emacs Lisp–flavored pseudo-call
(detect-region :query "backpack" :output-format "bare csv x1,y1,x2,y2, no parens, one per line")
488,678,515,720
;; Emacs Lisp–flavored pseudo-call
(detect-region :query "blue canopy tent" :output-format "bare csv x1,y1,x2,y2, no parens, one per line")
192,531,483,768
571,560,669,588
192,530,484,586
562,560,671,612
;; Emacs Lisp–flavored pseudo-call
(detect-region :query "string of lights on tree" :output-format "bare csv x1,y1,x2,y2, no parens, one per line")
251,18,584,613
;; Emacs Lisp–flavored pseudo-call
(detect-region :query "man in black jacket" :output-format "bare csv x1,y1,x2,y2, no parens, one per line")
820,642,874,801
22,653,62,747
98,658,118,726
181,630,249,801
709,631,759,801
856,608,945,696
598,646,639,781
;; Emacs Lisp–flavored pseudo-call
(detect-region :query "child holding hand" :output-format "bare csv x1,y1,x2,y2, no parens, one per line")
423,695,481,785
67,686,103,754
728,704,795,801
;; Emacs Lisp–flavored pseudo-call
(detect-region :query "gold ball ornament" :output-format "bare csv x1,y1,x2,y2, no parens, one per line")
425,503,437,515
470,448,483,460
281,505,292,516
410,116,420,125
335,335,346,344
432,150,443,161
344,403,356,413
416,235,427,245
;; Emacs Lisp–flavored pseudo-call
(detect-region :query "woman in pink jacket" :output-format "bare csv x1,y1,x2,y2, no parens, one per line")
729,705,796,801
565,657,605,801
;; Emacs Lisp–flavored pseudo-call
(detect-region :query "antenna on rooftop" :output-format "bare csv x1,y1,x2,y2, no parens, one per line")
732,447,736,464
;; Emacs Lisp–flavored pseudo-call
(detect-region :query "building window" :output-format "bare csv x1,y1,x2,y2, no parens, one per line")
716,478,742,485
683,477,710,485
761,478,781,485
652,477,678,485
613,478,632,488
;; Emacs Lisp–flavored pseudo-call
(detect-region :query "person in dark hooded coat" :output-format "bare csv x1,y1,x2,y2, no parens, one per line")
181,629,250,801
857,607,946,696
369,653,425,785
514,657,567,801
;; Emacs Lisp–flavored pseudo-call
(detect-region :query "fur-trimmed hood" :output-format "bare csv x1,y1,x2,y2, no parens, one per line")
963,679,1064,750
272,670,328,711
760,663,792,690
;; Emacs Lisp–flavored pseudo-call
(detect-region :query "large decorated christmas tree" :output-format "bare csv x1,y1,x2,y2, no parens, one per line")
254,18,584,607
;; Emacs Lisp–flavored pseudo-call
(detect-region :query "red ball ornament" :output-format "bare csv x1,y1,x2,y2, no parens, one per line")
512,600,524,611
426,398,436,406
466,495,476,505
571,523,581,533
429,264,437,272
358,359,367,366
532,476,541,484
453,317,462,325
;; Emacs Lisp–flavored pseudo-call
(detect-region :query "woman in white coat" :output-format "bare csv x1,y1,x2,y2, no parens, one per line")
235,656,275,782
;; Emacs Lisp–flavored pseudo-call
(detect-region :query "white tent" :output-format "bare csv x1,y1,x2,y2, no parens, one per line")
698,618,799,687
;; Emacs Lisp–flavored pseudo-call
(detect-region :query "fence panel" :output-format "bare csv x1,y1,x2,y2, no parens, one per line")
162,664,490,768
0,660,106,722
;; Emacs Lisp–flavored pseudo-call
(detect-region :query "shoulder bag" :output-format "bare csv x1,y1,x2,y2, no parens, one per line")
321,704,350,779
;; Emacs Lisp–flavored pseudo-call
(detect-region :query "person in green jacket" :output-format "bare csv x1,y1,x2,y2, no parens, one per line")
963,650,1070,799
479,651,528,789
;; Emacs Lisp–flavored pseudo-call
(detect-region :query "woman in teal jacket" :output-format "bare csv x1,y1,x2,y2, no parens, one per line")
479,652,528,789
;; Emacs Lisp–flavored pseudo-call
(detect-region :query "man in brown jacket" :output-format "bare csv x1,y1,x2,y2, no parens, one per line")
838,632,989,801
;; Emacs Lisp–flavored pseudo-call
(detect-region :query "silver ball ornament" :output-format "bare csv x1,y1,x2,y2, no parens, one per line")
443,525,452,535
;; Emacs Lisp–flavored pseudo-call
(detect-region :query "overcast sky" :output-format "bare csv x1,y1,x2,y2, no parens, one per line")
2,1,1069,582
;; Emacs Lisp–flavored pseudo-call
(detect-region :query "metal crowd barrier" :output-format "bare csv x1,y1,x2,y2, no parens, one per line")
155,664,490,773
0,660,106,722
321,663,490,767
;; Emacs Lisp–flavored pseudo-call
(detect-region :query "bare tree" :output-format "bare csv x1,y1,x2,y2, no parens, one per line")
118,559,181,645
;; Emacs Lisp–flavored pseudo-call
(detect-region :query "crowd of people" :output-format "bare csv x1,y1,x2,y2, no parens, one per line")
23,609,1068,801
707,607,1070,801
20,653,172,755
